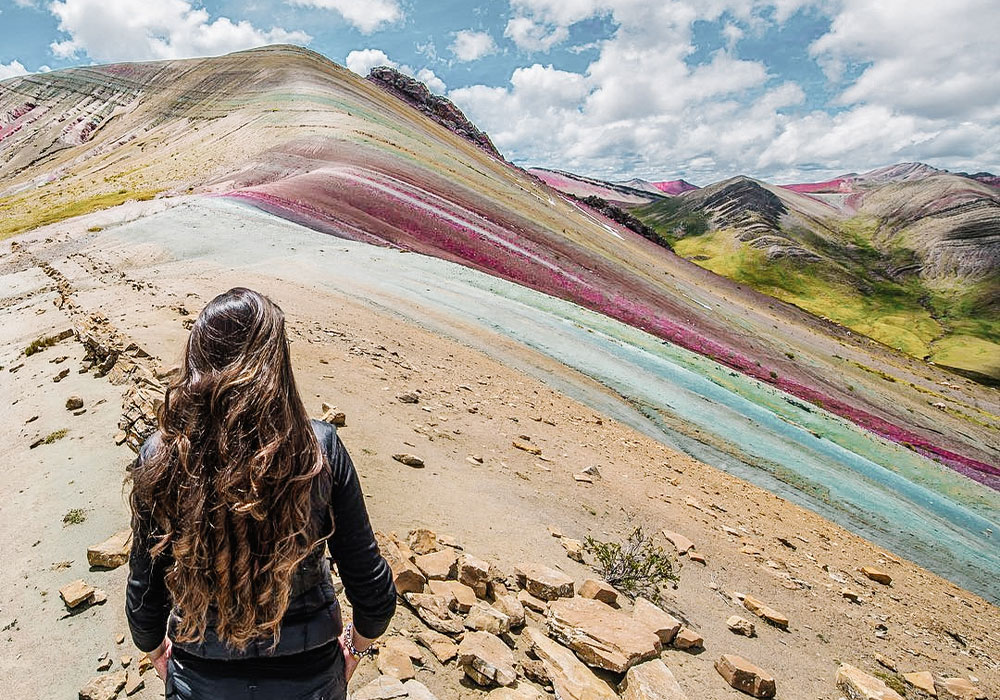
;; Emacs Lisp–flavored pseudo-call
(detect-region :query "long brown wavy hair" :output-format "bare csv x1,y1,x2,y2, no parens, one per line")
131,287,327,650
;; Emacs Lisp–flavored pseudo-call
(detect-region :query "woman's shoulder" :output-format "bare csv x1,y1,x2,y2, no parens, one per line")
309,418,339,461
137,431,163,466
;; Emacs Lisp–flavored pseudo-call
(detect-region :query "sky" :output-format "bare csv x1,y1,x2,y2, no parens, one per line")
1,0,998,185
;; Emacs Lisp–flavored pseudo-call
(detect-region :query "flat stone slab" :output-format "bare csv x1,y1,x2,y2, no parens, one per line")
742,594,789,629
632,597,681,645
836,663,904,700
458,631,517,687
579,578,619,606
524,627,617,700
621,659,689,700
548,596,661,673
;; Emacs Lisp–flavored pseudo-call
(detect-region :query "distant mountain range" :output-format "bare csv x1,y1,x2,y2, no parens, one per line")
532,163,1000,381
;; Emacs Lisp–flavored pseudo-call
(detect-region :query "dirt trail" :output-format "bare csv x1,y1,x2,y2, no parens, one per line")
1,213,997,699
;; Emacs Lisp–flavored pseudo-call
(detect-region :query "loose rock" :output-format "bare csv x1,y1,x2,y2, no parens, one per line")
404,593,464,635
727,615,756,637
742,594,789,629
415,629,458,663
66,395,84,410
861,566,892,585
464,601,511,635
517,589,547,613
514,563,574,601
414,549,458,580
458,631,517,687
402,680,440,700
579,579,619,606
458,554,491,598
492,593,526,629
672,627,703,651
377,535,426,595
87,530,132,569
621,658,689,700
397,392,420,404
353,676,409,700
59,579,95,608
407,528,439,555
902,671,936,696
836,663,904,700
633,597,681,646
662,530,695,555
715,654,776,698
561,537,585,562
936,677,986,699
79,671,128,700
377,646,416,681
123,670,144,696
428,580,477,613
487,687,547,700
392,453,425,468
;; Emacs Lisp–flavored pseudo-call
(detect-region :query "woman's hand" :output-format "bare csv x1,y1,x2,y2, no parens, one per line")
337,628,360,682
148,637,173,681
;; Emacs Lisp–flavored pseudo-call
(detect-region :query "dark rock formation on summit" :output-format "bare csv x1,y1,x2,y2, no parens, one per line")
367,66,502,159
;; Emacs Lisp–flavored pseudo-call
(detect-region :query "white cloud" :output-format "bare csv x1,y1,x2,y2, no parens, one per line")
0,60,29,80
345,49,446,93
345,48,396,76
48,0,311,62
287,0,402,34
504,17,569,52
450,30,497,62
448,0,1000,182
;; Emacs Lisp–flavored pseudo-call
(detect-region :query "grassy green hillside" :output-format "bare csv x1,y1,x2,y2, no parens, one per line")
634,199,1000,381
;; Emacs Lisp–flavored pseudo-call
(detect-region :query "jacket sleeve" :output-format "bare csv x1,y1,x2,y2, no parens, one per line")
125,438,174,653
326,435,397,639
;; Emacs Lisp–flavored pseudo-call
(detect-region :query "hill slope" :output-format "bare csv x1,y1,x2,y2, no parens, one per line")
1,48,997,485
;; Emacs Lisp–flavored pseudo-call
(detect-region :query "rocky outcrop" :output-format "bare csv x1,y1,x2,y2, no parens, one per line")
367,67,501,159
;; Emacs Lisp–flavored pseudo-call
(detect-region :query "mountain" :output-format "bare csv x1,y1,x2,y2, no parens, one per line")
527,167,663,205
531,165,1000,382
651,179,699,195
2,48,997,495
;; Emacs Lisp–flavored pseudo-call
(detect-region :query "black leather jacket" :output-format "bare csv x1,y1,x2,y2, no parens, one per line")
126,420,396,659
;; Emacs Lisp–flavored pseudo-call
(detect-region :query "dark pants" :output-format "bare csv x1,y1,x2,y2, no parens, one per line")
164,649,347,700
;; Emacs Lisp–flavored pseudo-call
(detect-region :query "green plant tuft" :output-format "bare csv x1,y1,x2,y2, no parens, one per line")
584,527,679,602
63,508,86,525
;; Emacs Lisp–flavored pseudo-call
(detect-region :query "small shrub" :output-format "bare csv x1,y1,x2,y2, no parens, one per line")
43,429,68,444
86,225,103,232
872,670,906,696
584,528,678,602
769,370,779,379
63,508,86,525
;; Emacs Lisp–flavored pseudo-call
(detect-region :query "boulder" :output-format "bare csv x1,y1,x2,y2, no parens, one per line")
579,579,619,606
404,593,464,635
415,629,458,663
458,631,517,687
376,534,426,595
59,579,95,608
87,530,132,569
836,663,904,700
353,676,409,700
458,554,491,598
861,566,892,585
492,593,526,629
66,395,84,410
633,597,681,645
465,601,512,635
524,627,617,700
672,627,703,650
414,549,458,581
79,671,128,700
902,671,936,696
548,596,661,672
428,580,477,613
621,659,689,700
715,655,776,698
727,615,756,637
561,538,585,562
514,563,574,601
407,528,439,555
742,595,789,629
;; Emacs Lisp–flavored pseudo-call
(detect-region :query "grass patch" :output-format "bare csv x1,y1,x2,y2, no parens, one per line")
62,508,86,525
872,670,906,696
42,428,69,444
0,188,160,240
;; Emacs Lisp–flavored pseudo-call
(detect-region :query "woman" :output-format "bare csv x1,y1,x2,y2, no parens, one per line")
126,287,396,699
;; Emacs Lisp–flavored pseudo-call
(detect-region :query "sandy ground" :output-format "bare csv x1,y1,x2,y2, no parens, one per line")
1,208,997,699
